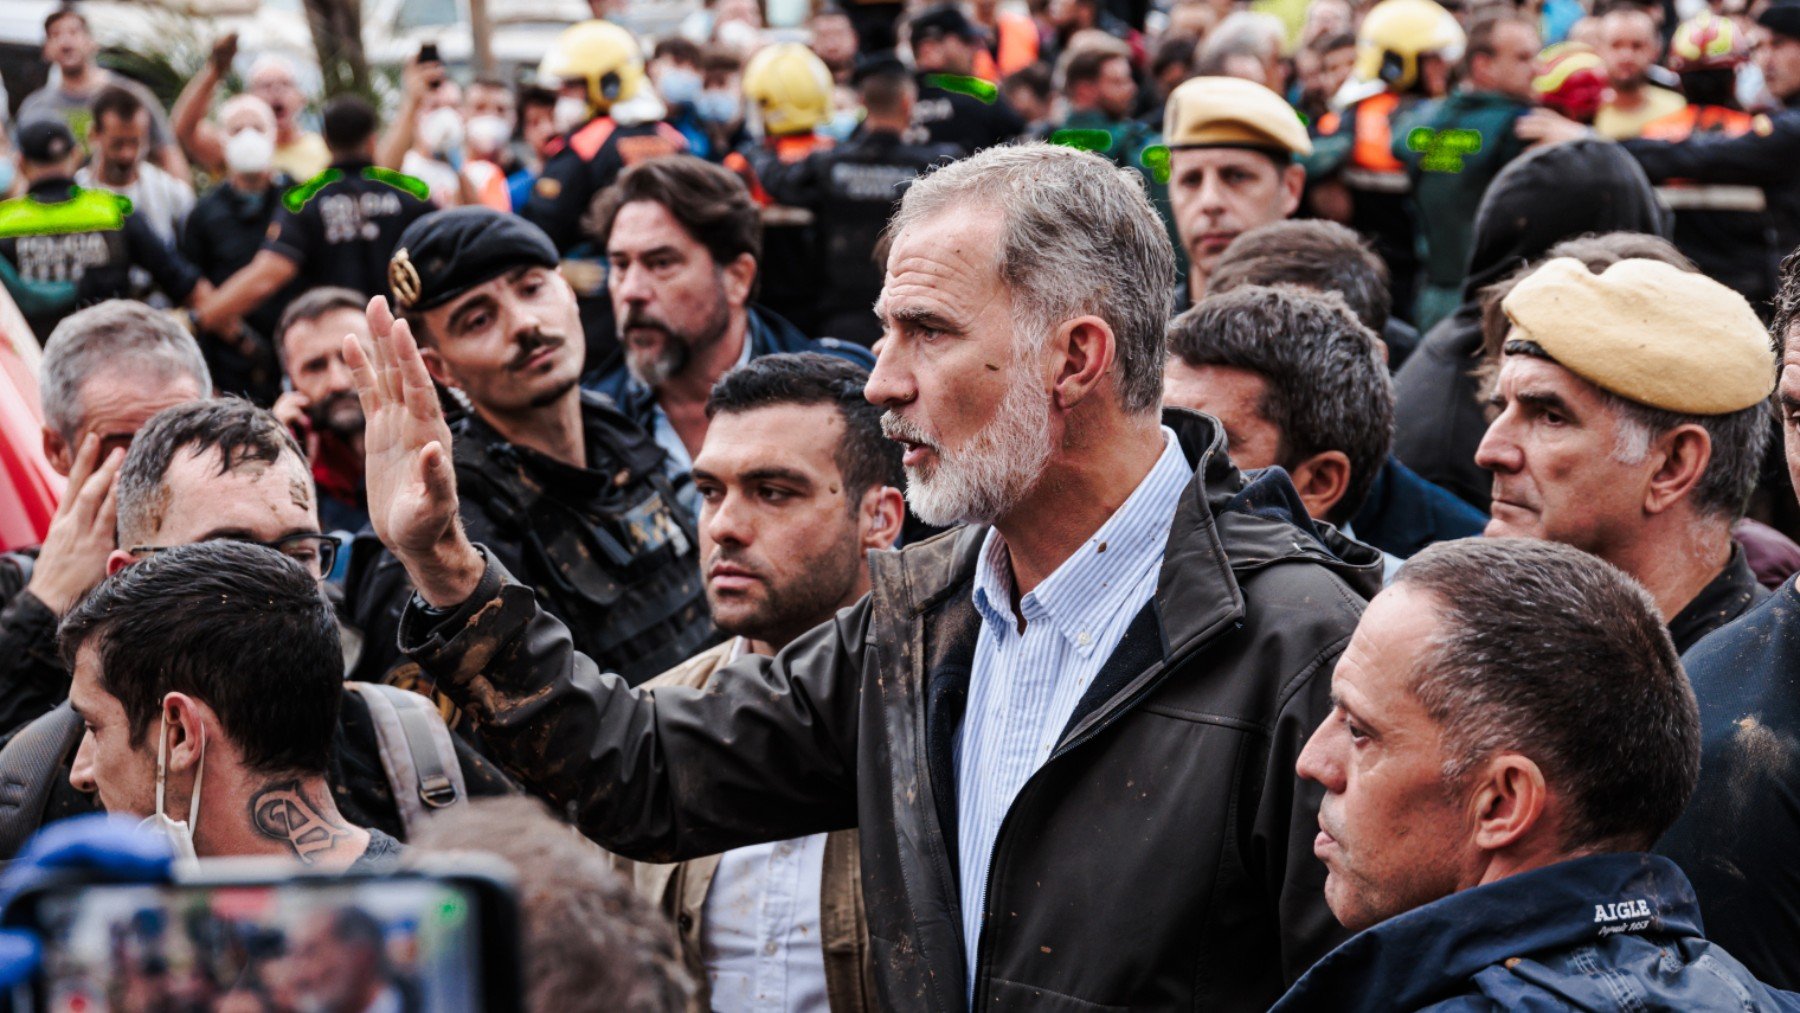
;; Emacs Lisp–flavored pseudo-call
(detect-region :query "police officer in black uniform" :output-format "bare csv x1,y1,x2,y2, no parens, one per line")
0,121,205,340
349,207,715,688
751,54,958,345
195,96,432,335
907,5,1027,155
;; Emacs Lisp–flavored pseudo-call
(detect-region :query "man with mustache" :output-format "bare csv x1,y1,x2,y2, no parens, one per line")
1271,537,1795,1011
348,207,714,688
618,352,904,1013
352,143,1384,1010
273,287,373,534
585,156,874,515
1475,255,1774,653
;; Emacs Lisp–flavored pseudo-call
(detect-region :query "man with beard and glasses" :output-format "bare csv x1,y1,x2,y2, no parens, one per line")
350,143,1384,1010
273,288,372,534
585,156,874,515
616,353,904,1013
348,207,715,690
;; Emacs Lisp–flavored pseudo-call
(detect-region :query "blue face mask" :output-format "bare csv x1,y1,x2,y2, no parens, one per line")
0,160,15,196
819,109,862,142
658,67,703,108
696,89,742,124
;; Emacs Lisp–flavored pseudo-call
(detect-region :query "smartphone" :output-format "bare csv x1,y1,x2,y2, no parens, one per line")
418,42,440,65
3,857,523,1013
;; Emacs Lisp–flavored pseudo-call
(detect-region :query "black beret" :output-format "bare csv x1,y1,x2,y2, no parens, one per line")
1760,0,1800,41
17,120,76,164
388,207,559,313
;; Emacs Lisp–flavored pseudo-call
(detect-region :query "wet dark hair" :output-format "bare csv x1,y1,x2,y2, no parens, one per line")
1167,285,1392,522
1396,538,1699,852
59,540,342,776
90,85,144,132
588,155,763,274
115,398,307,545
706,353,902,510
323,95,379,154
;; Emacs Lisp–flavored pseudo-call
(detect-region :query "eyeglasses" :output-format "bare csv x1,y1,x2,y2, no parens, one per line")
129,533,339,578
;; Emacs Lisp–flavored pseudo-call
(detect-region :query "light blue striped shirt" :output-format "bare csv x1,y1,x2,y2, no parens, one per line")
952,427,1191,997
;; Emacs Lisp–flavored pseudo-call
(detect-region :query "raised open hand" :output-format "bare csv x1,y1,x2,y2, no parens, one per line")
345,296,484,606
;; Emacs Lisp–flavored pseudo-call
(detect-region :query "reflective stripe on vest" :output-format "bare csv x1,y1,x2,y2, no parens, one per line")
1655,185,1767,211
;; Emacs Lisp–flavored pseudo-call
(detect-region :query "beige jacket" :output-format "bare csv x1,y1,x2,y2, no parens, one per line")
622,639,878,1013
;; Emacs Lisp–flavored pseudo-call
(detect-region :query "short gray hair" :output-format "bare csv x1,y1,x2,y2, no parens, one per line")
1604,393,1770,521
39,301,212,442
1396,538,1699,852
887,143,1176,414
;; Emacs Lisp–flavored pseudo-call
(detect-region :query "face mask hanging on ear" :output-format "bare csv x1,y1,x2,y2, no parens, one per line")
137,707,205,867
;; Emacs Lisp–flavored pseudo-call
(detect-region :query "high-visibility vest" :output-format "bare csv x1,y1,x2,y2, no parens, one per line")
971,12,1041,82
1638,103,1754,142
1643,104,1767,211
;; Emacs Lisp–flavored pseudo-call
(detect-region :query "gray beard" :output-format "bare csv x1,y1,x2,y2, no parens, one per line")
897,364,1053,527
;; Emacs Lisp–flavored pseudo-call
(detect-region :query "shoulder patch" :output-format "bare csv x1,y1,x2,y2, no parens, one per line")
1755,114,1774,136
534,176,563,200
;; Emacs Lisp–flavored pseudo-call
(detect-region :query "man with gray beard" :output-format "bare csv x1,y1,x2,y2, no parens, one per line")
583,156,874,515
354,143,1383,1011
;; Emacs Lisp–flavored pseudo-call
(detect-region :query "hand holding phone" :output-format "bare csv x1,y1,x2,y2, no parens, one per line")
5,860,523,1013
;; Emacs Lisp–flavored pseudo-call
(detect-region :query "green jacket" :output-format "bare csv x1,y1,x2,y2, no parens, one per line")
1394,90,1531,296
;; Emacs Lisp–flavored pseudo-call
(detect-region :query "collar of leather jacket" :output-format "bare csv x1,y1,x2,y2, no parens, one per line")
875,408,1386,659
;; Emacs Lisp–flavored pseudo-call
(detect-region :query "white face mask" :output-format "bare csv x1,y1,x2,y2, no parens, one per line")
418,105,466,157
465,114,513,156
137,707,205,868
224,127,275,175
553,95,592,134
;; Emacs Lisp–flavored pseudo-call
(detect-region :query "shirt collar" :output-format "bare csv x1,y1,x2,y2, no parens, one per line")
972,427,1189,652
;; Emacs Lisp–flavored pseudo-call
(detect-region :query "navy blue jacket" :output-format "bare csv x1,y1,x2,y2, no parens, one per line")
1272,853,1800,1012
1659,576,1800,989
1351,456,1489,560
584,305,875,430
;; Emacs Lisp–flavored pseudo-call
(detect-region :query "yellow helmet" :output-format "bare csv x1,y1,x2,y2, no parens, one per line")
539,20,645,114
743,43,835,136
1354,0,1466,91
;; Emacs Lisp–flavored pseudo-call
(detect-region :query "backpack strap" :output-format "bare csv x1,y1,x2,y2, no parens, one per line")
0,703,85,859
344,683,467,838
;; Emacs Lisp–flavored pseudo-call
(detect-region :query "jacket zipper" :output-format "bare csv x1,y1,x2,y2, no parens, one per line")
965,648,1194,1008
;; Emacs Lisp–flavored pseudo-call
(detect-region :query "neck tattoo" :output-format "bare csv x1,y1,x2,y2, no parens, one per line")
250,780,351,864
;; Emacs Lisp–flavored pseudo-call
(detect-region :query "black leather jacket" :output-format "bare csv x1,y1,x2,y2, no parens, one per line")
398,410,1383,1011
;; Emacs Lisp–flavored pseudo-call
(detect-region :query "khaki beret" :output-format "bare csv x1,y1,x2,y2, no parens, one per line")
1501,257,1774,415
1162,76,1313,156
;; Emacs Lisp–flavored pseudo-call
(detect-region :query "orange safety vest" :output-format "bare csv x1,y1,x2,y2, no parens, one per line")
1638,104,1754,142
464,159,511,212
724,133,832,208
1352,92,1405,174
971,12,1040,82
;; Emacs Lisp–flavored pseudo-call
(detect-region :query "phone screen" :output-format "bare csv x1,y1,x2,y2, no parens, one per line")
31,877,487,1012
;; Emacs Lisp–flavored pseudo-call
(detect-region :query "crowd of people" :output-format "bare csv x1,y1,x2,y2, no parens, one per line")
5,0,1800,1007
